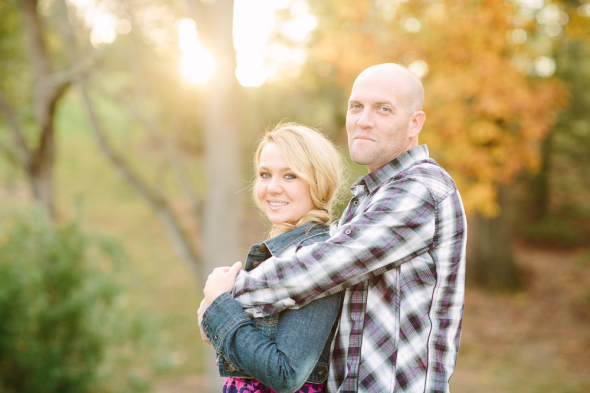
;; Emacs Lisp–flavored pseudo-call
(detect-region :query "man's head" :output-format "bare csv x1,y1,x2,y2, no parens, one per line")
346,63,426,172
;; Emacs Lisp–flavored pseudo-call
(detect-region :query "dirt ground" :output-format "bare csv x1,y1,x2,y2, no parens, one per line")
155,243,590,393
450,243,590,393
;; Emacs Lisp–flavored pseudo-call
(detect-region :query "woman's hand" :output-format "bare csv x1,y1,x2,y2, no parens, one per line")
197,298,212,346
199,262,242,346
204,261,242,305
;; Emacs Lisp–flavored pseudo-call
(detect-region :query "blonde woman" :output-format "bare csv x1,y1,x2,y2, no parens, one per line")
199,123,345,393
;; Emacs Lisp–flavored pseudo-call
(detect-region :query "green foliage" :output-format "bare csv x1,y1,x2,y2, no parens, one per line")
550,41,590,217
0,0,33,122
520,39,590,247
0,205,160,393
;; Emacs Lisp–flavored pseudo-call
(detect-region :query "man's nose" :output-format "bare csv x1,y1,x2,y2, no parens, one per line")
357,108,374,128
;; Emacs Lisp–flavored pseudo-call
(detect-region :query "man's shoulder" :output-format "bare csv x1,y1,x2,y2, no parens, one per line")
392,158,458,203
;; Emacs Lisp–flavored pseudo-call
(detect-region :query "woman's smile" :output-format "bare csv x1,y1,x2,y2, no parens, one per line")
268,201,288,206
256,142,314,225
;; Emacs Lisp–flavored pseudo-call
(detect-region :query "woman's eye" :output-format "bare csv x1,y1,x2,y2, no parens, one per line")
260,172,270,178
285,173,297,180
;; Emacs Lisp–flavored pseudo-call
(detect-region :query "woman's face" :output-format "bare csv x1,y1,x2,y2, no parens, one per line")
256,142,314,225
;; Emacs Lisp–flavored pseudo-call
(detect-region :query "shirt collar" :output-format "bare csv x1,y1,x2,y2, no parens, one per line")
263,222,329,256
351,144,430,194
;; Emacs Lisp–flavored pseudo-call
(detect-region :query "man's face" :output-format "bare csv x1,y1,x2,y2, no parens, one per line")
346,72,415,172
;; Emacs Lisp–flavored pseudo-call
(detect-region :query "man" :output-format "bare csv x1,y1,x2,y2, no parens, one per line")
201,63,467,392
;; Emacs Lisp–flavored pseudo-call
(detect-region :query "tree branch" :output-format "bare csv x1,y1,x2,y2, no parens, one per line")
185,0,212,47
0,139,22,167
0,91,31,168
102,88,203,221
51,61,93,88
80,84,202,277
56,0,203,278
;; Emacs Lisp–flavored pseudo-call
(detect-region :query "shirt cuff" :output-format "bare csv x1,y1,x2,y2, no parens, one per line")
202,292,252,354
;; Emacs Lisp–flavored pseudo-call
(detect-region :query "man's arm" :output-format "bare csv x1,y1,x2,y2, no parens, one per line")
233,177,437,317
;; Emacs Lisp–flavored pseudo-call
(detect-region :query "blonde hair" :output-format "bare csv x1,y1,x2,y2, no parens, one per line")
253,122,344,237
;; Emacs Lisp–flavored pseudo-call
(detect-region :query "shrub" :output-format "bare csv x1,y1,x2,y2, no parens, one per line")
0,206,155,393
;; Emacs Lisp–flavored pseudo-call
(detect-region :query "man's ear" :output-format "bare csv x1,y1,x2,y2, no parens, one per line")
409,111,426,137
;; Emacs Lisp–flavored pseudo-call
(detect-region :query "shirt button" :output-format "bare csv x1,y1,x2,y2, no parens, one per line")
353,199,359,205
228,365,236,372
345,229,352,235
252,261,260,268
259,244,268,253
319,369,327,377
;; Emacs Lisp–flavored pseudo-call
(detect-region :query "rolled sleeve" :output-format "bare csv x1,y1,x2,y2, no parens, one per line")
202,292,342,393
202,292,252,353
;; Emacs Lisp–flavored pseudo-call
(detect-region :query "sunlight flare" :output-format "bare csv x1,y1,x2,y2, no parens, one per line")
177,19,215,84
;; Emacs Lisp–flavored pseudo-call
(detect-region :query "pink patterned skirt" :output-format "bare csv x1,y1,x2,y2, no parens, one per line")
223,377,325,393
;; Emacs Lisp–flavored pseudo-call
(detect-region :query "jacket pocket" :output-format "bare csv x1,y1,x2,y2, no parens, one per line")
305,361,330,383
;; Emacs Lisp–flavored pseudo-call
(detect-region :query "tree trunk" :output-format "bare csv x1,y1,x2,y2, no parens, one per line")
18,0,69,219
468,186,521,291
199,0,243,391
533,129,553,220
202,0,242,272
29,158,54,217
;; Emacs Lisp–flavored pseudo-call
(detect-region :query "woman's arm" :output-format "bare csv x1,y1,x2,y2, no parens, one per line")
202,292,341,393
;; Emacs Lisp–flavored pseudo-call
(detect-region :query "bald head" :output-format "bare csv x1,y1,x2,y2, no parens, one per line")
346,63,427,172
352,63,424,115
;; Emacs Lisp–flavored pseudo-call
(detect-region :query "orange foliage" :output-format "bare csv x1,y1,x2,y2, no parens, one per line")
311,0,568,216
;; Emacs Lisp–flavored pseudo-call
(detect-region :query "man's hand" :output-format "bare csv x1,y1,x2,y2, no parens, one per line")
197,298,211,346
204,261,242,306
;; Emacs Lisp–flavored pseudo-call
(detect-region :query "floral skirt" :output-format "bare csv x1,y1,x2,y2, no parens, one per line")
223,377,325,393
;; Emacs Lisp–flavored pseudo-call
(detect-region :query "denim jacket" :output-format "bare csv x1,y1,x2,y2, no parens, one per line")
202,223,343,393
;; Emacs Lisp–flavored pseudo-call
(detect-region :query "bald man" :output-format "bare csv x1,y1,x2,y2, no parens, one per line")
201,64,467,393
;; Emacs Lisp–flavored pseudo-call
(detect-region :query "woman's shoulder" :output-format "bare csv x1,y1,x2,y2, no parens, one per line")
297,223,330,246
267,222,329,256
298,233,329,247
282,222,330,246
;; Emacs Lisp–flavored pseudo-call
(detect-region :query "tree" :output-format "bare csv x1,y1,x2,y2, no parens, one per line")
56,1,242,390
0,0,81,219
526,1,590,244
308,0,567,289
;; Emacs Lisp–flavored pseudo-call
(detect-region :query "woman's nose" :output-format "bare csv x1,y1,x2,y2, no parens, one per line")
267,177,282,194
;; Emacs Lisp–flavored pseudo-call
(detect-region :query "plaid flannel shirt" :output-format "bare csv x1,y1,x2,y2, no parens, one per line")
233,145,467,393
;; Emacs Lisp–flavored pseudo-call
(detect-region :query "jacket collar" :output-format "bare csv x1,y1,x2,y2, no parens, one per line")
263,222,329,256
351,144,430,194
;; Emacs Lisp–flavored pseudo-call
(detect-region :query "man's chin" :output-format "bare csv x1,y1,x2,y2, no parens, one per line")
350,151,374,167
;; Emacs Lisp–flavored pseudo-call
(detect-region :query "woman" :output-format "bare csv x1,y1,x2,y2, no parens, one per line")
199,123,345,393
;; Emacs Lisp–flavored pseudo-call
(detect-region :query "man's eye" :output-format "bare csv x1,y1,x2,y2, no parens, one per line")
381,107,390,112
350,104,361,109
285,173,297,180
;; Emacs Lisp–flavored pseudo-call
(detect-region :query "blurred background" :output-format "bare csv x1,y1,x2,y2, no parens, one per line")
1,0,589,392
